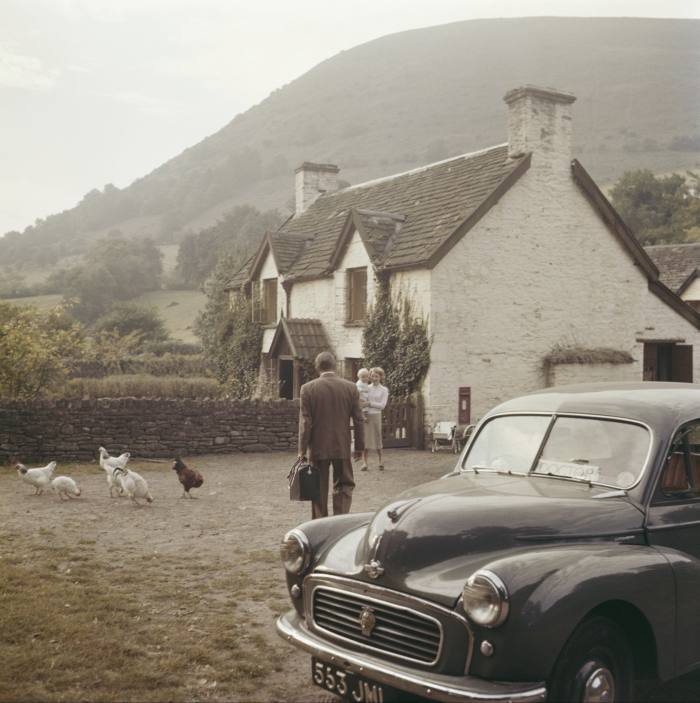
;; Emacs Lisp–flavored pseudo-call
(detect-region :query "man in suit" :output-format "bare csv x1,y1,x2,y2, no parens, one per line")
298,351,365,519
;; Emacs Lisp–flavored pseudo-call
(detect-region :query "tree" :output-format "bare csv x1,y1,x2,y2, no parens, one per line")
0,303,84,399
610,170,700,244
195,253,262,398
93,303,170,347
64,235,164,322
173,205,283,288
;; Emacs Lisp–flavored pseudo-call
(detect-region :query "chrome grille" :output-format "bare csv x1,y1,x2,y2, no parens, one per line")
312,586,442,664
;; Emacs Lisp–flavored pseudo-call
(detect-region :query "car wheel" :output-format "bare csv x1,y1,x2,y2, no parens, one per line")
548,616,634,702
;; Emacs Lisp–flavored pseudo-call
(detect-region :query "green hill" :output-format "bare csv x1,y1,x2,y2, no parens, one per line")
3,17,699,269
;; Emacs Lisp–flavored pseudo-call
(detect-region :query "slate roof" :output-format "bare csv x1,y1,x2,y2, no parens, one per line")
227,252,256,289
353,209,405,265
225,231,310,289
270,231,311,273
268,318,332,360
644,243,700,293
227,143,529,287
281,144,529,278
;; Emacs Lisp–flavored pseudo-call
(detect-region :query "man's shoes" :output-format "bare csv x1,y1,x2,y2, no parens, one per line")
379,465,384,471
360,465,368,471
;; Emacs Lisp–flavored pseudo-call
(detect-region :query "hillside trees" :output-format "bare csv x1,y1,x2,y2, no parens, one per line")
60,235,163,322
173,205,283,288
610,170,700,244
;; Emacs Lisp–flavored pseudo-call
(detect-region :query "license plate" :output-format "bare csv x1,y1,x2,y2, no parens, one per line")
311,657,392,702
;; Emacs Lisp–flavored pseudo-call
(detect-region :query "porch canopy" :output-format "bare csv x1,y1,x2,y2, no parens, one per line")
267,318,332,398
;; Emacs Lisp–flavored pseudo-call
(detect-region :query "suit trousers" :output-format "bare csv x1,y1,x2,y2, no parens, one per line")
312,458,355,519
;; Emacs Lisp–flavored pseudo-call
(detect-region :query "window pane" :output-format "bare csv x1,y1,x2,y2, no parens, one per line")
463,415,551,473
660,422,700,497
263,278,277,324
348,268,367,322
534,416,649,488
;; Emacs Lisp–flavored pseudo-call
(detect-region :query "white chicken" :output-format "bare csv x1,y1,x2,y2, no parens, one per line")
51,476,81,500
113,466,153,505
16,461,57,495
98,446,130,497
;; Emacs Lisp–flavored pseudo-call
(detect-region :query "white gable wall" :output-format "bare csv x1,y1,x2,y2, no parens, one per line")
427,159,700,425
683,277,700,305
289,230,374,361
390,269,431,322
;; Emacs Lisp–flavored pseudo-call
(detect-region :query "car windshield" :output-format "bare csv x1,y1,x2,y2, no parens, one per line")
462,414,650,489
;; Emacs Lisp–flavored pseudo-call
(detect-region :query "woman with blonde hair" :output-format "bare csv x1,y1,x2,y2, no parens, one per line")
361,367,389,471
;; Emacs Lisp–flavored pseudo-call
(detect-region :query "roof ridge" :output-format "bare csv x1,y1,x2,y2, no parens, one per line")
336,142,509,194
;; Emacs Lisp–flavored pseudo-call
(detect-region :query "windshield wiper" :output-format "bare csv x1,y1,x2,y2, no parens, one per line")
466,465,522,475
538,471,594,488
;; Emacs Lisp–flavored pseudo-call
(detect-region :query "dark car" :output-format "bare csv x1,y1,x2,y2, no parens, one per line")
277,383,700,702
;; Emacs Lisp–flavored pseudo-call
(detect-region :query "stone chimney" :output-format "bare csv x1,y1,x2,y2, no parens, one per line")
294,162,340,216
504,85,576,173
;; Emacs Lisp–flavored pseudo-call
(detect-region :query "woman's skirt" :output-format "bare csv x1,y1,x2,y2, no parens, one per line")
364,412,383,450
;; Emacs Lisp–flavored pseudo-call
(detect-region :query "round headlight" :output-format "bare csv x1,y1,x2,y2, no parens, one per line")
280,529,311,574
462,570,509,628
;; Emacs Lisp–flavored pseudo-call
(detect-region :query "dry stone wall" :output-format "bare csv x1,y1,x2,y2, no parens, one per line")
0,398,299,462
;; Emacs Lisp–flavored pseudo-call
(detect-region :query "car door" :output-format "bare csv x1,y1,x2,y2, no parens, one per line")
646,419,700,674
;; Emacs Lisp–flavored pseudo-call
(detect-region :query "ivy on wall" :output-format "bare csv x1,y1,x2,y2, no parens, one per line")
361,280,431,396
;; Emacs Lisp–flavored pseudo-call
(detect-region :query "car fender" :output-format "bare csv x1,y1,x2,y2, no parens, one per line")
284,513,372,615
465,543,675,682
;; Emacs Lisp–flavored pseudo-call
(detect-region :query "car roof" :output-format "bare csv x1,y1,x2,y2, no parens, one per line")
488,382,700,432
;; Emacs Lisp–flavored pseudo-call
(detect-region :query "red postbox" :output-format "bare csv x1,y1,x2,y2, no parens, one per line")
458,387,471,425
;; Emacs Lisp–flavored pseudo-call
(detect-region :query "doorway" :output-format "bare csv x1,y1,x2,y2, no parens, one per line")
279,359,294,399
643,343,693,382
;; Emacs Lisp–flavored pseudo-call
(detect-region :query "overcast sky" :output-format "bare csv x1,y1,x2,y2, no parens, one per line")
1,0,699,235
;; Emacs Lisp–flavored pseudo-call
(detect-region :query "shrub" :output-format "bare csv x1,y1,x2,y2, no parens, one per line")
362,281,431,396
0,303,85,399
93,303,169,346
140,340,202,356
65,353,210,378
195,255,263,399
60,375,223,399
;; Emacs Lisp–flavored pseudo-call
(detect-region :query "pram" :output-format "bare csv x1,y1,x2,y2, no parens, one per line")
431,421,458,453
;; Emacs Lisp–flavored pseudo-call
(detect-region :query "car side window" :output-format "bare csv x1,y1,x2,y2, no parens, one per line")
657,420,700,500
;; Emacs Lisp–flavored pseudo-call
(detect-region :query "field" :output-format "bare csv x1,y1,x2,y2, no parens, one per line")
135,290,206,343
3,289,205,343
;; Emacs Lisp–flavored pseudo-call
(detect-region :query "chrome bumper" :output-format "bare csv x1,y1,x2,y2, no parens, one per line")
276,610,547,703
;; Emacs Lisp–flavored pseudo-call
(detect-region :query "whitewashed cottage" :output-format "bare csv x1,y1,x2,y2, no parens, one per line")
227,85,700,430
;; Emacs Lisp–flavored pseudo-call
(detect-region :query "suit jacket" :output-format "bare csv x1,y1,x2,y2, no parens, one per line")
298,372,365,460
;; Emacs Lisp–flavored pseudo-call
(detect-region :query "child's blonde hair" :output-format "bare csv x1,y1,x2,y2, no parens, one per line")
357,367,369,380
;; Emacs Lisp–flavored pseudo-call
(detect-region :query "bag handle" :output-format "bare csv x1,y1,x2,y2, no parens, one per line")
287,456,304,484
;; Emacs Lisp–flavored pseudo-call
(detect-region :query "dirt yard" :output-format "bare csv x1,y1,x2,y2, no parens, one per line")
2,449,699,702
0,449,456,703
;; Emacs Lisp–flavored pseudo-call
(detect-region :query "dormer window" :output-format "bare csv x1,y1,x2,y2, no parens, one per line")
258,277,278,325
347,267,367,323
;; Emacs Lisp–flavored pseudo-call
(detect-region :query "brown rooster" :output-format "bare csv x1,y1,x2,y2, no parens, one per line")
172,457,204,498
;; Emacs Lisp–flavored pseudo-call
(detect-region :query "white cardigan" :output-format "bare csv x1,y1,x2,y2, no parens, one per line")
366,383,389,415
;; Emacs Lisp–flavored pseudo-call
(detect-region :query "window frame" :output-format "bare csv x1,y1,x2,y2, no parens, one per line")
260,277,278,325
652,419,700,504
346,267,368,324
